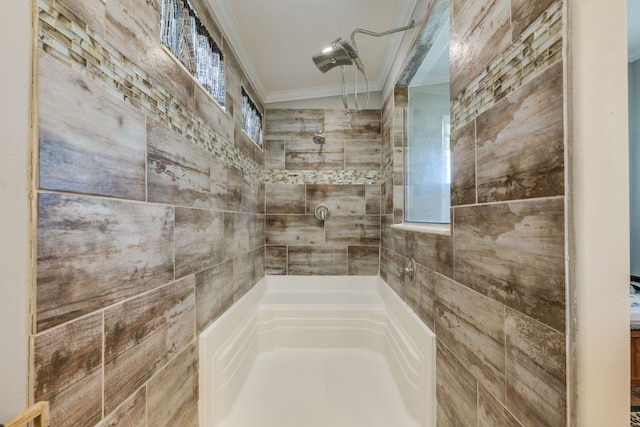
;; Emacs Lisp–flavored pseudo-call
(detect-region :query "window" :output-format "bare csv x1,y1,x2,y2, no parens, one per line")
160,0,226,107
241,86,263,148
404,19,450,224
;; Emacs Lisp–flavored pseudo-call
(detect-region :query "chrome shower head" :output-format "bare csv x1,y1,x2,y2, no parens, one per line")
312,39,360,73
313,130,326,144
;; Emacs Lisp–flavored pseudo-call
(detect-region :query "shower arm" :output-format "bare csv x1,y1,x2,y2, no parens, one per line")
349,21,416,49
347,21,415,111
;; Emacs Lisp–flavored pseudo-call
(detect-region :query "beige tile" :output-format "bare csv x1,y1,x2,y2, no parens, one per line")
266,215,324,245
38,53,146,201
241,173,264,214
511,0,556,38
210,156,241,212
288,246,347,275
383,179,393,216
147,342,199,427
34,313,102,427
476,61,564,202
435,274,506,400
100,387,146,427
478,384,523,427
36,193,174,331
266,184,306,214
345,140,381,170
506,309,566,427
450,0,511,98
380,247,404,298
451,119,476,206
453,198,565,331
393,109,404,148
380,214,395,254
233,247,264,301
266,246,287,275
195,85,233,145
57,0,105,35
393,147,404,185
105,0,195,107
147,119,211,208
104,276,195,414
325,215,381,245
285,140,345,170
365,184,381,215
347,246,380,276
415,263,436,331
265,109,324,140
325,109,381,140
224,212,263,260
437,341,477,427
196,260,234,333
175,207,224,278
265,140,285,169
306,184,366,215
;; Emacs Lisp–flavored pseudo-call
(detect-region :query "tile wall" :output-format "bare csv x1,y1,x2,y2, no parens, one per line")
381,0,567,426
264,109,383,275
34,0,264,425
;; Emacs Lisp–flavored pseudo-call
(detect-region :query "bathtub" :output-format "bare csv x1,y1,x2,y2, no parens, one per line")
199,275,436,427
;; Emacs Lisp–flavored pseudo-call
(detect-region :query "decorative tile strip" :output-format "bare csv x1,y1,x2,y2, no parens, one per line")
37,0,262,179
450,0,562,132
263,170,383,185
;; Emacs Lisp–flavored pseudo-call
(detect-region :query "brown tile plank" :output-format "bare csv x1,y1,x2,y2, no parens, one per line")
285,140,345,170
266,246,287,275
147,342,199,427
196,260,234,333
435,274,506,401
265,184,306,214
450,0,511,98
347,246,380,276
100,387,146,427
36,193,174,331
175,207,224,278
325,215,381,245
288,246,347,275
453,198,565,331
210,156,242,212
325,110,381,140
34,313,103,427
147,119,211,208
505,309,566,427
104,276,195,414
478,384,523,427
476,61,564,202
345,140,381,170
38,52,146,201
451,119,476,206
265,109,324,140
436,341,477,427
306,184,366,215
266,215,324,245
511,0,556,39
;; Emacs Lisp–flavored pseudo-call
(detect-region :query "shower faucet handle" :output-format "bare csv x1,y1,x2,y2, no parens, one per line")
314,203,331,221
403,258,416,284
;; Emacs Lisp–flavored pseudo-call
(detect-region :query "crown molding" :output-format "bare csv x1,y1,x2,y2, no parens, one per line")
265,81,384,104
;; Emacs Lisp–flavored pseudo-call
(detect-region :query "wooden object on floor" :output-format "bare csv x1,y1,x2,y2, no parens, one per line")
1,401,50,427
632,331,640,386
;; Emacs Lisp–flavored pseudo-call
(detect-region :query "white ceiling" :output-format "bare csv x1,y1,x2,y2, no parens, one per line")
207,0,417,103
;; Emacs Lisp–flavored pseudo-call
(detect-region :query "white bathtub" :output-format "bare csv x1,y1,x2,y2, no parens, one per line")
199,276,436,427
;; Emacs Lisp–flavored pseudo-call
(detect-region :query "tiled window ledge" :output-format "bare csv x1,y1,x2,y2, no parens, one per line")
391,222,451,236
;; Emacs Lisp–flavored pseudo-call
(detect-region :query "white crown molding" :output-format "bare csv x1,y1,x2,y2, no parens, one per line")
207,0,267,101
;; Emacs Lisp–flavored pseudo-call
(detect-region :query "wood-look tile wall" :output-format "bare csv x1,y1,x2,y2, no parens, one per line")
34,0,264,425
381,1,566,426
264,109,382,275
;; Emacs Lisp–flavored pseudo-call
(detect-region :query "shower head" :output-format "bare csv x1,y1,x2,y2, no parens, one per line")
313,130,326,144
312,39,361,73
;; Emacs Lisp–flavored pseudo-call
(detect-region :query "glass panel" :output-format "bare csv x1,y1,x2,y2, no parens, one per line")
405,84,450,223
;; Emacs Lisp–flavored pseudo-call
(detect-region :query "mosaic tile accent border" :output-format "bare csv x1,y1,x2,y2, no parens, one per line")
263,170,386,185
37,0,262,179
450,0,562,132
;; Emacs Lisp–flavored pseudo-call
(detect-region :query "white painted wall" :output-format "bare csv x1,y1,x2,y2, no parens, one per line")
0,0,31,421
630,60,640,278
567,0,630,424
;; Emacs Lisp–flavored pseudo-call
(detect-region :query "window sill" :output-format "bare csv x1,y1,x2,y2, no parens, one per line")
391,222,451,236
